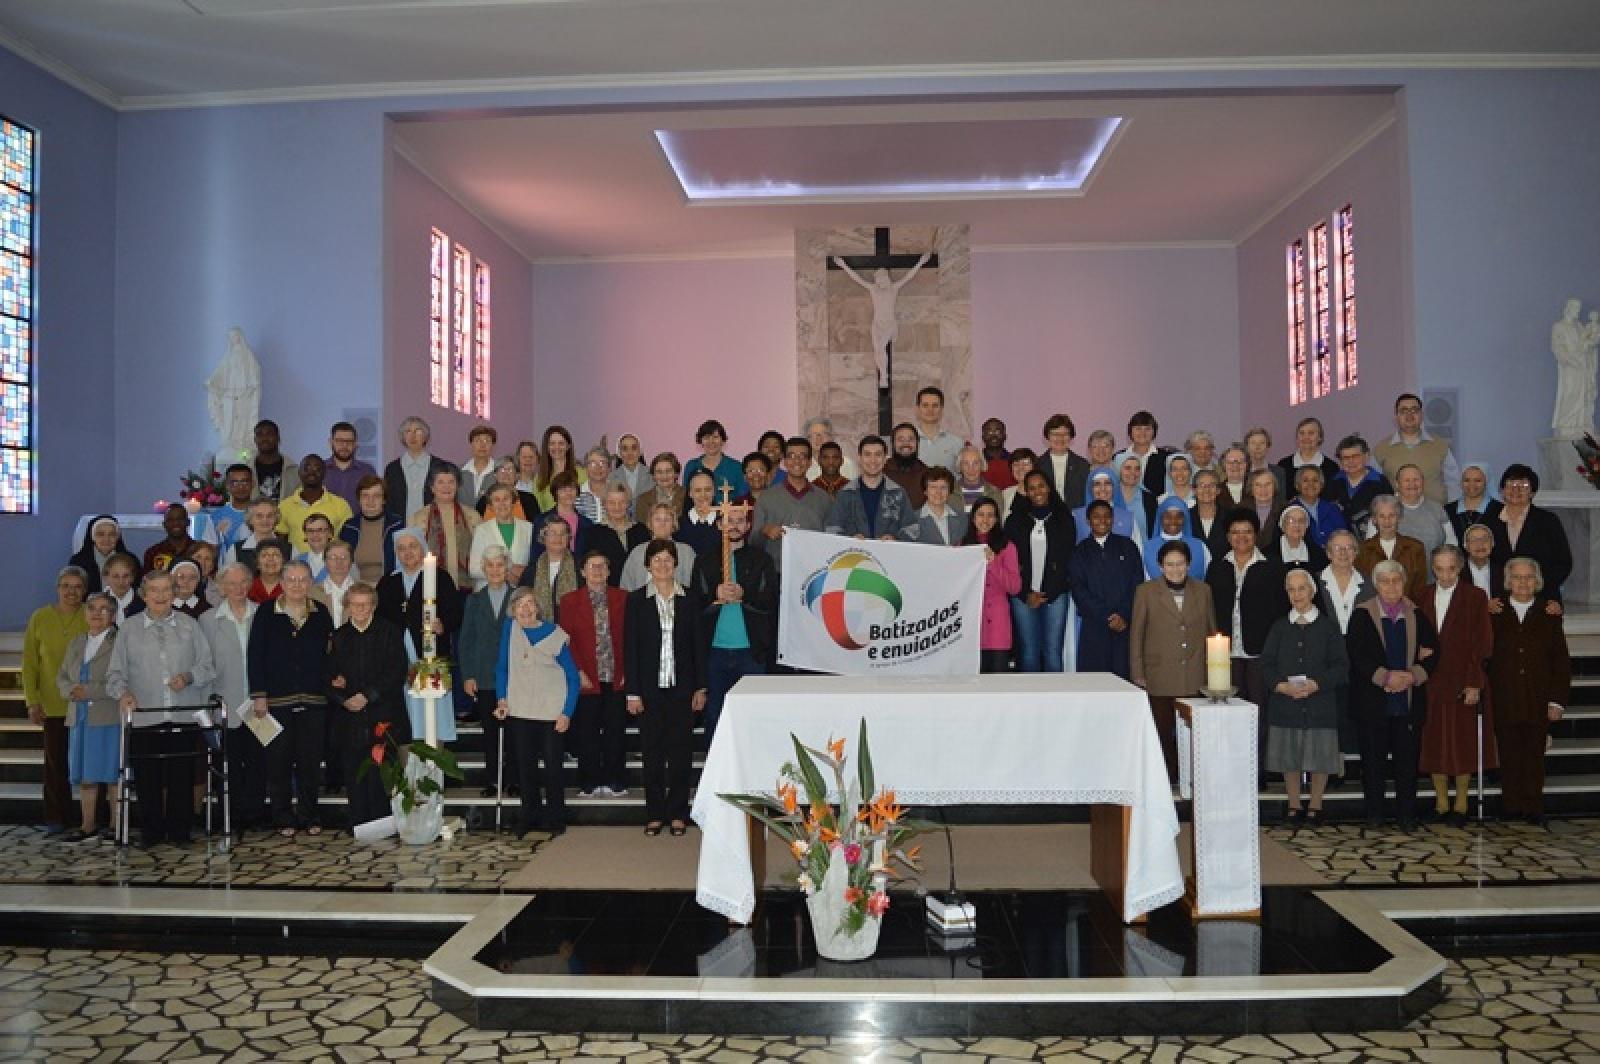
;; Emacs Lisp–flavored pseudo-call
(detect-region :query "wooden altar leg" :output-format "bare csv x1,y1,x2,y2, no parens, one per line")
1089,804,1144,924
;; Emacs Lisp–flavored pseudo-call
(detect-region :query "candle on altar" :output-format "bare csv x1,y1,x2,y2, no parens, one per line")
422,551,437,602
1206,633,1231,692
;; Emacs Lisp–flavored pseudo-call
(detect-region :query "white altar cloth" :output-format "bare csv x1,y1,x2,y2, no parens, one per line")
691,673,1184,925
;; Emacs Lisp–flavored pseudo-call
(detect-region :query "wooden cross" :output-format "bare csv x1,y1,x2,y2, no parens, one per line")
713,483,750,584
827,226,939,435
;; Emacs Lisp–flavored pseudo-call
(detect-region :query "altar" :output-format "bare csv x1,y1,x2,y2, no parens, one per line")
691,673,1185,925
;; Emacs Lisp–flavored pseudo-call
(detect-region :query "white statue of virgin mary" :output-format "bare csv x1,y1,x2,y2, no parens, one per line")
207,327,261,465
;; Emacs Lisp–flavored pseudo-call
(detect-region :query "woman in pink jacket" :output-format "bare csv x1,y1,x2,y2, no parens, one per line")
964,498,1022,673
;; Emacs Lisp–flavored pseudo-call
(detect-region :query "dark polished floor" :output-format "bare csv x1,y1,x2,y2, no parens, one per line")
476,887,1393,981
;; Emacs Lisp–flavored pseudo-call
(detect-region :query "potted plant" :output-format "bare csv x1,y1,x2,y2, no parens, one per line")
357,720,464,844
720,720,928,961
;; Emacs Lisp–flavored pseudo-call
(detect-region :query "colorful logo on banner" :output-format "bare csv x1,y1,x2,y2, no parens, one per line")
802,550,903,651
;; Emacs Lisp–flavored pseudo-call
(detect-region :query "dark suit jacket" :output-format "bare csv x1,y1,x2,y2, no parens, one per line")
383,454,458,516
1346,598,1438,725
1355,534,1429,604
1488,505,1572,602
689,542,780,667
1487,595,1571,724
559,584,629,691
375,566,463,658
1038,451,1091,512
623,586,708,699
327,616,409,740
1138,446,1177,498
1189,507,1231,568
1276,453,1341,500
1205,553,1288,656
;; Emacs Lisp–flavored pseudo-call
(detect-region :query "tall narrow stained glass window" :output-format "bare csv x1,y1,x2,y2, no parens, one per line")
428,229,448,409
451,245,472,415
472,262,491,420
0,116,35,514
1308,221,1332,399
1335,205,1358,389
1286,239,1308,407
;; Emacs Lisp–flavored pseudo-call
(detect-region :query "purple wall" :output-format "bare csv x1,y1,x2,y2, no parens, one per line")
1402,71,1600,473
1236,120,1408,456
529,256,797,458
384,152,534,467
973,246,1240,450
0,51,117,629
112,102,386,511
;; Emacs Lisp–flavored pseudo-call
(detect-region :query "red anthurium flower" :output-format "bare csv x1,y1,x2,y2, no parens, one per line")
374,721,390,738
371,743,386,765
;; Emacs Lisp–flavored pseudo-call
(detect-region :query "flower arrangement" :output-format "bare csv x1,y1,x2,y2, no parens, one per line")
1574,434,1600,490
176,465,226,509
356,720,464,813
407,657,452,695
720,720,927,940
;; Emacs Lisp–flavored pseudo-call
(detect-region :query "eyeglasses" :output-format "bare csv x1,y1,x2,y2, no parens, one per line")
1504,480,1533,491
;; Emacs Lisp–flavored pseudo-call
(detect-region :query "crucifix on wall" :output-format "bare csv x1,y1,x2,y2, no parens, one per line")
828,226,937,435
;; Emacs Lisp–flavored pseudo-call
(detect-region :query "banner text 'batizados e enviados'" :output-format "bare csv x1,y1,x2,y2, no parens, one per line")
777,529,983,676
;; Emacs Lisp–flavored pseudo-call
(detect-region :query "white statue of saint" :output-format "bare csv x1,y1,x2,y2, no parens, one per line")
207,326,262,465
832,251,932,390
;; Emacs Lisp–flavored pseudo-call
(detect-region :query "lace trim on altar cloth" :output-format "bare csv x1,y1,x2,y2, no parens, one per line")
1127,882,1187,919
696,886,755,922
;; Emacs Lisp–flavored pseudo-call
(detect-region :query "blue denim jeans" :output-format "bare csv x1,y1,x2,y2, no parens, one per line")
1009,594,1068,673
705,646,766,746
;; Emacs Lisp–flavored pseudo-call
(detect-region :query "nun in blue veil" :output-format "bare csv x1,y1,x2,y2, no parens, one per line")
1074,468,1135,542
1143,496,1209,580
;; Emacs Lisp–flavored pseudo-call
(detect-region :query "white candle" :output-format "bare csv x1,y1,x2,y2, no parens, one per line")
1206,632,1231,692
424,697,438,749
422,552,438,603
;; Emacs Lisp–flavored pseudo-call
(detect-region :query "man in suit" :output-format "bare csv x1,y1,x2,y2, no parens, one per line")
383,415,458,522
1037,413,1090,509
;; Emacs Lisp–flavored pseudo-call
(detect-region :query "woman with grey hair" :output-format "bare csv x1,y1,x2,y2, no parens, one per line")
56,590,120,842
1261,567,1349,825
1418,543,1495,824
1487,556,1570,824
22,565,89,833
1389,464,1456,555
461,544,516,797
1356,495,1429,603
495,585,580,836
1346,558,1438,830
803,417,858,481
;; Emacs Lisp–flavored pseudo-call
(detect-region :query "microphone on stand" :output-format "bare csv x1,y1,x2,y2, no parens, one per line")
925,806,975,940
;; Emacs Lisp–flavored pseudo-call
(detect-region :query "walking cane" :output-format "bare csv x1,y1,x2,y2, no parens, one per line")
116,710,130,847
1476,699,1485,823
494,722,506,834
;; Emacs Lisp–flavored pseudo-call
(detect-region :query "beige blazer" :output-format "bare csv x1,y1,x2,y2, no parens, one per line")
1129,578,1215,697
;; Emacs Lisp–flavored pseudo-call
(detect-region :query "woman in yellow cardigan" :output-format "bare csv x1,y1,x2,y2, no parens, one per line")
21,566,88,833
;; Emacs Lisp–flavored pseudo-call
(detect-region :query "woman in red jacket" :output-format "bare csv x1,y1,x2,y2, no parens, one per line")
559,551,630,798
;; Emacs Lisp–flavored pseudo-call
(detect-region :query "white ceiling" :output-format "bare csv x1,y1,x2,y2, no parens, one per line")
392,93,1397,258
0,0,1597,108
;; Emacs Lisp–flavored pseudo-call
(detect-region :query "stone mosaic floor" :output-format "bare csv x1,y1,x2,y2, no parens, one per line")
0,824,548,892
0,818,1595,894
1266,816,1600,886
0,947,1595,1062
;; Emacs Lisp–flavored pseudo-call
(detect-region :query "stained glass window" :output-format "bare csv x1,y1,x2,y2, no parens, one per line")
1308,221,1332,400
1336,204,1358,389
451,245,472,415
0,116,34,514
1286,239,1308,407
428,229,448,409
472,261,491,420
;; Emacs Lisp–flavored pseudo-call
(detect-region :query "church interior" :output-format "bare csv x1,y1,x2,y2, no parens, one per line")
1,1,1600,1060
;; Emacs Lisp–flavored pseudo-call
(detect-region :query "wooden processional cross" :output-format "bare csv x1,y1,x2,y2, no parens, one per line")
826,226,939,435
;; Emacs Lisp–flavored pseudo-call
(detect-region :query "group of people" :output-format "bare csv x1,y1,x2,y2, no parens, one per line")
18,389,1573,846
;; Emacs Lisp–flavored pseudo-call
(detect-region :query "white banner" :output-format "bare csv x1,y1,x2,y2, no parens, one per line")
777,529,984,676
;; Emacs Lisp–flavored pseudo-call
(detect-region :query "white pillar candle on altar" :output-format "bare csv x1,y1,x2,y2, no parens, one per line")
424,701,439,749
422,551,437,602
1206,633,1231,691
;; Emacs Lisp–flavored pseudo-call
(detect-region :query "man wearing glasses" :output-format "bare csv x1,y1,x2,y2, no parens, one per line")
324,421,377,514
1374,393,1460,506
